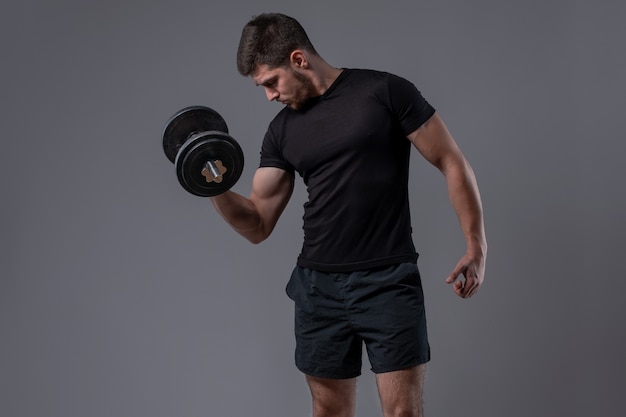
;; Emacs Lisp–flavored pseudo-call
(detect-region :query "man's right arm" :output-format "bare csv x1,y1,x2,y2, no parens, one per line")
210,167,294,244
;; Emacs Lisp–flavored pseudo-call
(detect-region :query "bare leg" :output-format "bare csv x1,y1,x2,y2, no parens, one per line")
376,364,426,417
306,375,357,417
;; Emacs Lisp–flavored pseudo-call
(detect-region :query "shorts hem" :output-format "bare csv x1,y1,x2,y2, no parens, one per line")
370,354,431,374
296,364,362,380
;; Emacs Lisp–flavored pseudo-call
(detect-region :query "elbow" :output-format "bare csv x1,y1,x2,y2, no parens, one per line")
241,225,271,245
246,235,267,245
440,153,470,178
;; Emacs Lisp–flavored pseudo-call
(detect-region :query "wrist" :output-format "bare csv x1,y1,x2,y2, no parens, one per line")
466,234,487,256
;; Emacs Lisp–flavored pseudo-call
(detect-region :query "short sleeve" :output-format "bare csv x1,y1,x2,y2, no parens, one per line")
259,124,295,174
387,74,436,135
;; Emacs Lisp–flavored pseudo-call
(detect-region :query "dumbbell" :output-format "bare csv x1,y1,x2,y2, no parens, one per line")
162,106,244,197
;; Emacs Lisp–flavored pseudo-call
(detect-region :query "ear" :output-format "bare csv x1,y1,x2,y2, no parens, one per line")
289,50,308,69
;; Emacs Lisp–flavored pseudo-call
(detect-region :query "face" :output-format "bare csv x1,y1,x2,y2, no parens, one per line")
252,64,317,110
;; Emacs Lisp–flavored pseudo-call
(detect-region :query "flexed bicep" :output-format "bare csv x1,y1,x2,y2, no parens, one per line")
249,167,295,241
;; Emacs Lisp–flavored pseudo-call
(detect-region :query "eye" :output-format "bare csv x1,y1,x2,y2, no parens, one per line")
264,78,278,88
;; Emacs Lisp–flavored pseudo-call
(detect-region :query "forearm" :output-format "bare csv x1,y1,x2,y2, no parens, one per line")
209,167,294,244
445,159,487,255
210,191,266,243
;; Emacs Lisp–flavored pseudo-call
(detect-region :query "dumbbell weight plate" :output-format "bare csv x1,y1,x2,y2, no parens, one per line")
163,106,229,163
175,131,244,197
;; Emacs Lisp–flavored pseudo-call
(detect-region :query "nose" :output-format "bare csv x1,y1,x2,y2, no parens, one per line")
264,87,279,101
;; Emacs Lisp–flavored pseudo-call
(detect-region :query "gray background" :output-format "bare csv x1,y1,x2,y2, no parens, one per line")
2,0,625,416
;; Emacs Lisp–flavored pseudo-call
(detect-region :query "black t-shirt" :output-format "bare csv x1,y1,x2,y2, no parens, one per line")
260,68,435,272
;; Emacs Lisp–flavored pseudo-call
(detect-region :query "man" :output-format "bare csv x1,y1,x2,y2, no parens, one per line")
211,13,487,417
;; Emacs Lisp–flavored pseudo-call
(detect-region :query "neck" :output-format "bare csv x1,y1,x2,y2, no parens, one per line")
305,55,343,96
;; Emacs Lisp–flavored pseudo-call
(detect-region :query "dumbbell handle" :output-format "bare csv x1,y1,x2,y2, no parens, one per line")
201,160,227,184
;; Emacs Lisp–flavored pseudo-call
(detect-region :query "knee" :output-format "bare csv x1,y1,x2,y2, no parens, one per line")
383,408,422,417
312,400,354,417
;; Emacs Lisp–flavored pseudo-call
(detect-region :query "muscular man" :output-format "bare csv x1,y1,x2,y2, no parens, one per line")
211,13,487,417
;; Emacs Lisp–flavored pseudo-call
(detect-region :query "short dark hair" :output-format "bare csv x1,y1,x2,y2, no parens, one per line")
236,13,318,76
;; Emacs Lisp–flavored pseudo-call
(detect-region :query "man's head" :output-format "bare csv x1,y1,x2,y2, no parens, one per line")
236,13,318,76
237,13,323,110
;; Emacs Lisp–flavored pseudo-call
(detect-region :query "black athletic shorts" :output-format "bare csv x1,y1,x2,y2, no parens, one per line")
285,262,430,379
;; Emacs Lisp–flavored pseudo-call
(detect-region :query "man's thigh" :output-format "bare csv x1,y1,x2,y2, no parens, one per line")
306,375,357,417
376,364,426,417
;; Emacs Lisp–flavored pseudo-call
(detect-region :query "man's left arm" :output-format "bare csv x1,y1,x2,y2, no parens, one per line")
407,112,487,298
